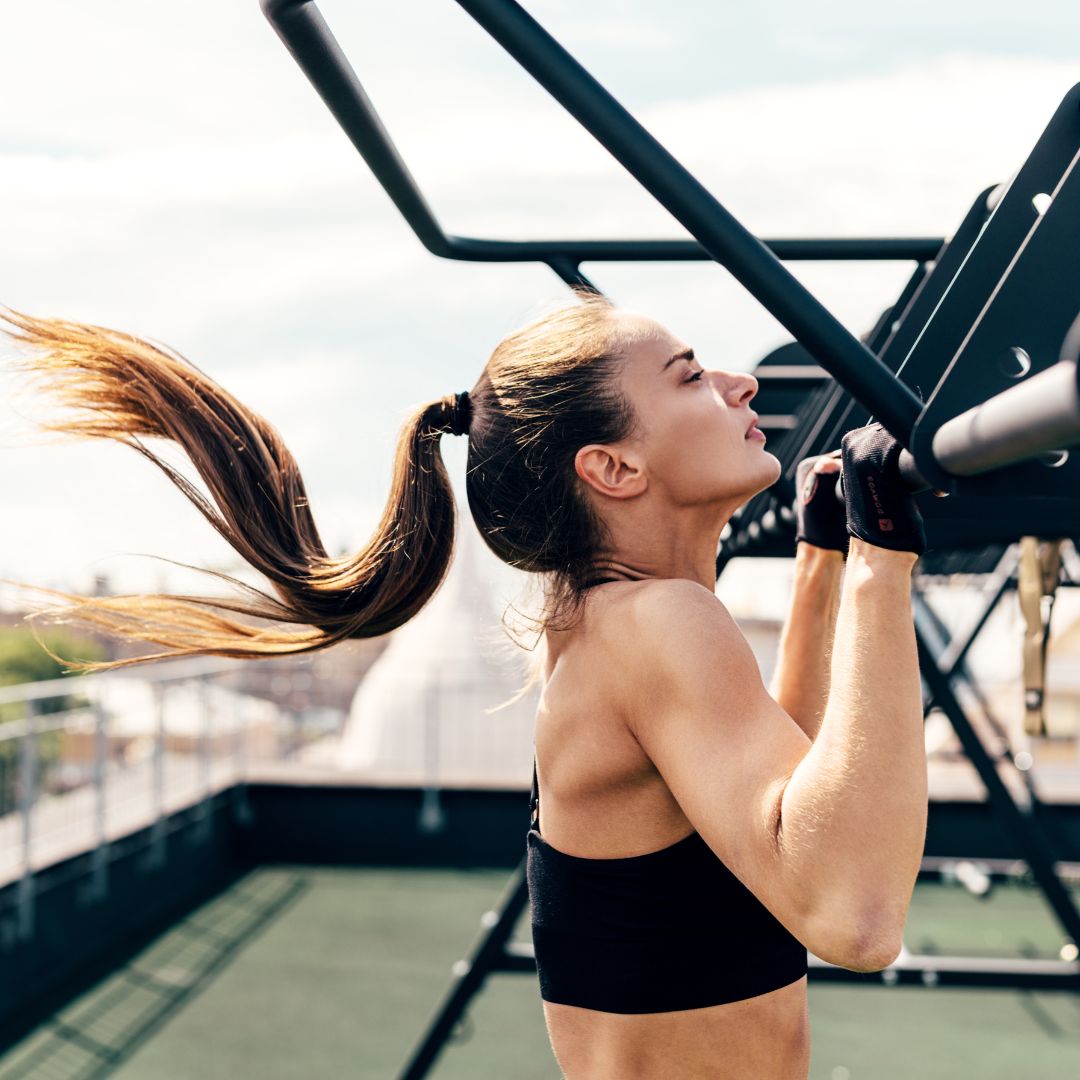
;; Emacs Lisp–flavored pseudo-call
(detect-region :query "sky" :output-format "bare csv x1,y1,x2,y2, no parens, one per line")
3,0,1080,624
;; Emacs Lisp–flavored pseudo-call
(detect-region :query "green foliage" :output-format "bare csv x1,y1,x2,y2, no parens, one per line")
0,627,109,814
0,626,107,719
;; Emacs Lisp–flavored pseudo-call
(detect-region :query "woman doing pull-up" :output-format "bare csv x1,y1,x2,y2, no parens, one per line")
0,289,927,1079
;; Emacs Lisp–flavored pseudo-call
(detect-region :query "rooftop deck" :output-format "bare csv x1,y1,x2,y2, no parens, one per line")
3,649,1080,1078
2,862,1079,1079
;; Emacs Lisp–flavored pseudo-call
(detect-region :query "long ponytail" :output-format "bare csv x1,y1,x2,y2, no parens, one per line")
1,306,468,674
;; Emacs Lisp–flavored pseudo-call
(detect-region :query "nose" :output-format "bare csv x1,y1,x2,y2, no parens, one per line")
712,369,758,407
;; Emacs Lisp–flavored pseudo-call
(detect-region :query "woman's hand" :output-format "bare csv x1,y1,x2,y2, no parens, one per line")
840,423,927,556
794,450,847,554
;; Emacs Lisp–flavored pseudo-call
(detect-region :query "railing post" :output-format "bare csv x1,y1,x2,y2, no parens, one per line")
147,681,166,869
195,675,213,843
231,692,254,828
17,700,38,942
85,692,110,902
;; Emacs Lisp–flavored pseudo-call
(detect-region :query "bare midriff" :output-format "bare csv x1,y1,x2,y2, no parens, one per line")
536,580,811,1080
542,976,809,1080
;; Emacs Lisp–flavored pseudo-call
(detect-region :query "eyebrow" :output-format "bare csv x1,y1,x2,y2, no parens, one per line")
660,347,695,373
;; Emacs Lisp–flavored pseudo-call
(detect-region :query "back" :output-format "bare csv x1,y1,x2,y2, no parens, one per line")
530,578,808,1014
534,578,694,860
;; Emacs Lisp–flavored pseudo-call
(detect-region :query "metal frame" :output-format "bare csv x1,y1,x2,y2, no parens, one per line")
260,0,937,440
912,550,1080,948
258,9,941,280
255,4,1080,1076
260,0,1080,483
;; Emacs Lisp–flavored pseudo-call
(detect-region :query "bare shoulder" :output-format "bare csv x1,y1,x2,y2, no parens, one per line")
605,577,745,664
592,577,749,721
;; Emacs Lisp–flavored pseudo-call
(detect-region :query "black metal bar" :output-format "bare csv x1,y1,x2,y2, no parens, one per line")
931,359,1080,476
259,0,929,441
544,257,598,292
456,236,945,264
398,864,530,1080
259,7,941,265
912,568,1039,803
450,0,925,442
915,626,1080,949
932,548,1019,678
805,953,1080,989
260,0,455,257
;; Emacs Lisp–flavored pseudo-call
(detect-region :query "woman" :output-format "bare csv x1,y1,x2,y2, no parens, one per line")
0,290,927,1078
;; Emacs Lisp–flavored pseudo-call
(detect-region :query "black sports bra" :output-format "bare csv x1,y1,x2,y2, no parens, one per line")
525,576,808,1014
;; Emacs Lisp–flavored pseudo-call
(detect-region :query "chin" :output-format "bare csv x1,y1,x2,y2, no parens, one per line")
758,449,782,484
746,453,782,498
707,450,782,506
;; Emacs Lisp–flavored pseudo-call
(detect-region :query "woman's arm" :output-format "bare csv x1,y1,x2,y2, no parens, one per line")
768,542,844,741
628,427,927,969
777,537,926,958
623,541,925,969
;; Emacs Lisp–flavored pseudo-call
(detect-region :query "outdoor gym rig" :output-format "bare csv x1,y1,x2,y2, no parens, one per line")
258,1,1080,1076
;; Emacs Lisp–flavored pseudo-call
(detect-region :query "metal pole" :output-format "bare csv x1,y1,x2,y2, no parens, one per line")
930,359,1080,476
88,693,109,901
451,0,925,442
149,681,166,869
259,0,926,440
915,628,1080,949
398,865,530,1080
419,679,446,835
232,692,254,829
196,676,213,843
17,701,37,941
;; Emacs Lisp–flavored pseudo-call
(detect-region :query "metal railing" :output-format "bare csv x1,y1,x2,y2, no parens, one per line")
0,657,283,943
0,645,543,942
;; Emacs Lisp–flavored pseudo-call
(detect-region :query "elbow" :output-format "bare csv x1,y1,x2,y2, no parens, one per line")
805,910,904,973
838,927,903,973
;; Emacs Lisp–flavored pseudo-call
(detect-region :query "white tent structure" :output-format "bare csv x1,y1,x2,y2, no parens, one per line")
336,511,541,787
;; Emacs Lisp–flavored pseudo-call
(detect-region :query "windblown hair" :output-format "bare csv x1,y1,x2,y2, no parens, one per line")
0,288,640,682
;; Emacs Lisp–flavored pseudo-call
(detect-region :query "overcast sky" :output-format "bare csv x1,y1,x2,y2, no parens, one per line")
3,0,1080,622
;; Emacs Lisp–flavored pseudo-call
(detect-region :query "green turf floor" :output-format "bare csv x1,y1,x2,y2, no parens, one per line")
2,865,1078,1079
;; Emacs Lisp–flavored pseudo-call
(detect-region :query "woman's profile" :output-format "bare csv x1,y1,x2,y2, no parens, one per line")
0,289,928,1079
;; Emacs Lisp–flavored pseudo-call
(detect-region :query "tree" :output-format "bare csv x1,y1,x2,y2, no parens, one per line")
0,627,108,814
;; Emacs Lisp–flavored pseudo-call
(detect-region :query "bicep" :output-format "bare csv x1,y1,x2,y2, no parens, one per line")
624,582,814,925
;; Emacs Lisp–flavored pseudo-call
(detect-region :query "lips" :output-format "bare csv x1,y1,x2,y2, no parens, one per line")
745,413,760,438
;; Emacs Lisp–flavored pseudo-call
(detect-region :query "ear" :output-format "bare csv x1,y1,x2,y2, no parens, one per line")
574,443,647,500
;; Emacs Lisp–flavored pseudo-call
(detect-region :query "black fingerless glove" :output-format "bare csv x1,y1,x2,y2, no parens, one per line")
840,423,926,555
794,451,847,553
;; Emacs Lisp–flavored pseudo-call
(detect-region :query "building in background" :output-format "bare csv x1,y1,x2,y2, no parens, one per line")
337,513,541,787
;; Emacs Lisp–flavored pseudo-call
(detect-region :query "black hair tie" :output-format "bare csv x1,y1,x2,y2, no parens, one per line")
442,390,472,437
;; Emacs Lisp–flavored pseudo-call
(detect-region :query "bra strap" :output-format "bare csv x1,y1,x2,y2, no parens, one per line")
581,576,620,588
530,755,539,830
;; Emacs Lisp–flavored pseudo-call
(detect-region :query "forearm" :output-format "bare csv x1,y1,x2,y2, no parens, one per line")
768,543,844,741
777,538,927,948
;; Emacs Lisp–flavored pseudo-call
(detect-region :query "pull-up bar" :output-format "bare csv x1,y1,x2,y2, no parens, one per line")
260,0,1080,480
261,0,928,439
932,352,1080,477
259,0,941,270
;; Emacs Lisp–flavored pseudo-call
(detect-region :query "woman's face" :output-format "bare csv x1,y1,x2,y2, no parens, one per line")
582,311,782,512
